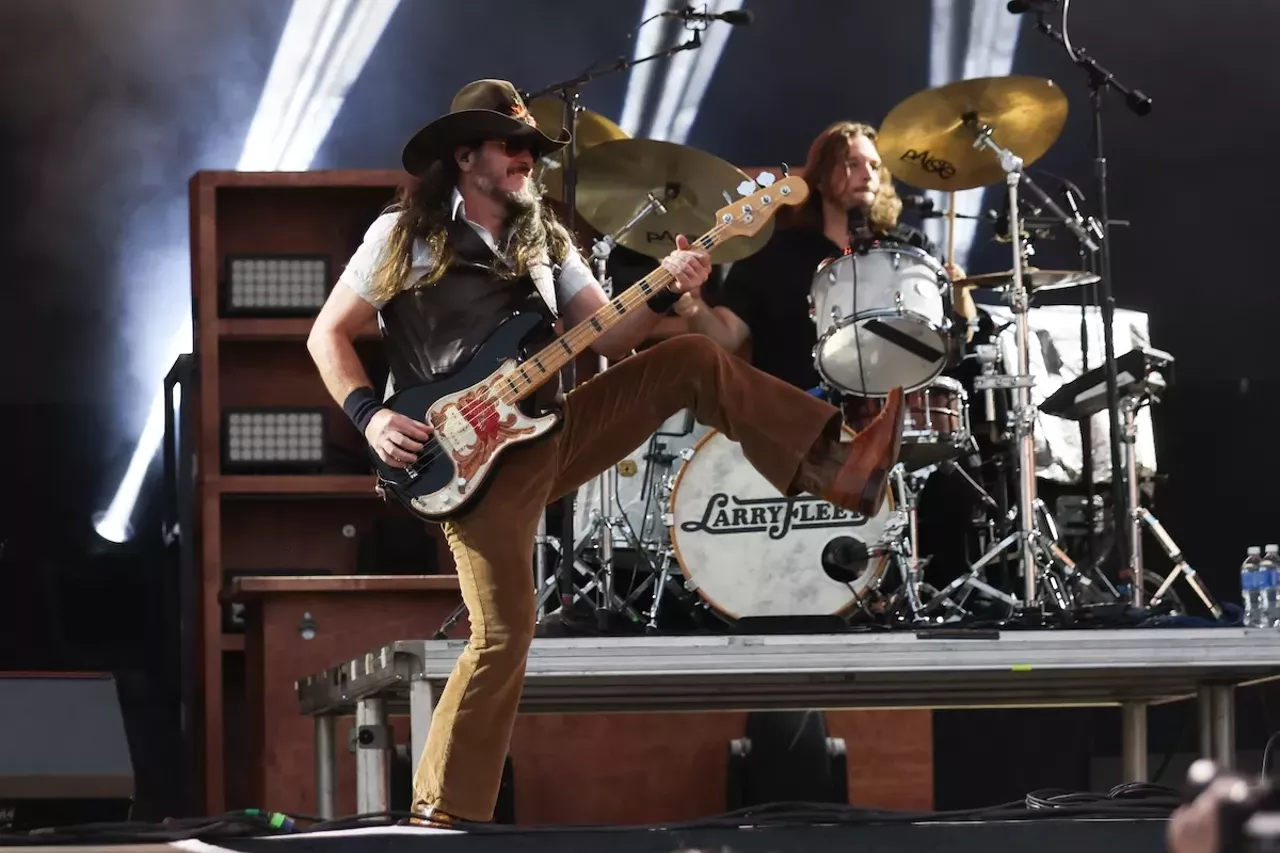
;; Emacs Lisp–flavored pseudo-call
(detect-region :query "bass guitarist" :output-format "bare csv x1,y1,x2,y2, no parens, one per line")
306,79,907,826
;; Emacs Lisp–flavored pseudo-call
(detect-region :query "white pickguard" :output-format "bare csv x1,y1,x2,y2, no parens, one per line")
408,359,559,519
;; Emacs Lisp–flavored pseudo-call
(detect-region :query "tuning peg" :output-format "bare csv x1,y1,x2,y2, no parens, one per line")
755,171,776,187
736,180,755,198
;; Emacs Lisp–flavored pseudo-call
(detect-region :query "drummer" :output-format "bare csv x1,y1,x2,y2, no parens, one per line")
664,119,976,390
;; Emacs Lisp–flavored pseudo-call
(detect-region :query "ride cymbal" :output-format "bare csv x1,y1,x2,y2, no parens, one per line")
573,138,775,264
961,269,1100,292
528,99,629,203
878,76,1069,192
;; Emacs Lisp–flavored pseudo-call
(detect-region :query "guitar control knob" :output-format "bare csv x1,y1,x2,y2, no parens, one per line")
455,477,467,488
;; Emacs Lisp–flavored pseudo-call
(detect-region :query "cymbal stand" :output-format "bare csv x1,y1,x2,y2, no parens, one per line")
965,118,1098,609
574,194,668,630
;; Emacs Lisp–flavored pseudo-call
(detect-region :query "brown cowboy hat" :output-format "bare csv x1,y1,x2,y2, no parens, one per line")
401,79,571,175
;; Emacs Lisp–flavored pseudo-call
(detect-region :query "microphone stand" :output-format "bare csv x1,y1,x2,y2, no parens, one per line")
1031,11,1152,604
520,23,704,621
1059,183,1105,571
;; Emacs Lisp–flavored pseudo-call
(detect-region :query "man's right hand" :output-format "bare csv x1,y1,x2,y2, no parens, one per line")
364,408,433,468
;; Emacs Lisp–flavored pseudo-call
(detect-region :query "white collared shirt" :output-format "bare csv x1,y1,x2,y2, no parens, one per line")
338,188,595,311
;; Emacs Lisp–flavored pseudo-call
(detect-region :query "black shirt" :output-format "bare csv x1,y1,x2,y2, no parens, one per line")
720,222,937,391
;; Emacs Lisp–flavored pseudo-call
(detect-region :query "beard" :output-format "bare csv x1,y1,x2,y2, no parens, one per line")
837,186,877,211
475,172,539,222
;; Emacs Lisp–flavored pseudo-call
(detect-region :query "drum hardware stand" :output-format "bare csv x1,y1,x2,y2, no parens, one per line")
534,535,648,626
534,511,550,620
1117,389,1222,618
879,467,938,623
965,116,1099,608
567,195,669,631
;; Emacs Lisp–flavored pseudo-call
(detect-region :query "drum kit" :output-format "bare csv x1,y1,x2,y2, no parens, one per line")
512,73,1222,636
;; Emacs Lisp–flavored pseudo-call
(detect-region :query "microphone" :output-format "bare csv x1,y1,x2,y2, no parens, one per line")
660,7,754,24
1061,185,1083,222
1006,0,1060,12
822,537,872,585
847,205,873,251
900,193,935,214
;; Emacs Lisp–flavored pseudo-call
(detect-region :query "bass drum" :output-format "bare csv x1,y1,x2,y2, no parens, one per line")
667,429,894,622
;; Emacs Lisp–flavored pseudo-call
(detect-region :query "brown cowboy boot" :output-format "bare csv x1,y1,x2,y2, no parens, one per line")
408,806,464,829
798,387,906,518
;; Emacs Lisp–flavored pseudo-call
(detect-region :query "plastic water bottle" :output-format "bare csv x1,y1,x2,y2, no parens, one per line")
1242,546,1264,627
1264,545,1280,628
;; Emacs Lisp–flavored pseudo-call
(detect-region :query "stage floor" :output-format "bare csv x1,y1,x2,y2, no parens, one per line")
3,816,1169,853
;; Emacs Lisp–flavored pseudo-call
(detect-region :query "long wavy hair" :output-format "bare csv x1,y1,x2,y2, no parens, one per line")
367,155,576,304
784,120,902,234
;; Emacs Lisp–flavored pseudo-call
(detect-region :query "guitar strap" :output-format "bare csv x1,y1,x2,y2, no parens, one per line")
527,255,561,319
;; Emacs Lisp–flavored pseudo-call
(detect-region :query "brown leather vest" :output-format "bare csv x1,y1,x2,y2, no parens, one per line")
377,218,561,411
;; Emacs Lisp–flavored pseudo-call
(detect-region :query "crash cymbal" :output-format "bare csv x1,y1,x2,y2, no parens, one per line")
573,138,774,265
961,269,1101,292
527,99,629,202
878,76,1069,192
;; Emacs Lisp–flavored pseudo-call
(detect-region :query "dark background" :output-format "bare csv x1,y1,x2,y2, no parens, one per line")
1,0,1276,818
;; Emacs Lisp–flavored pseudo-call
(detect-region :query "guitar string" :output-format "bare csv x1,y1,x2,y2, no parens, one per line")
389,215,741,484
395,227,719,479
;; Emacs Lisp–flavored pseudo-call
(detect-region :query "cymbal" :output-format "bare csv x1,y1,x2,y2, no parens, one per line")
878,76,1069,192
527,99,629,202
573,138,774,265
961,269,1101,292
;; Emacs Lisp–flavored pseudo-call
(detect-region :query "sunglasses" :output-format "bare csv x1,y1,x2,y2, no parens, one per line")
472,137,539,158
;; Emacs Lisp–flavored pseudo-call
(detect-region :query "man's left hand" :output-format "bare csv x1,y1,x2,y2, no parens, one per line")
661,234,712,298
945,263,965,281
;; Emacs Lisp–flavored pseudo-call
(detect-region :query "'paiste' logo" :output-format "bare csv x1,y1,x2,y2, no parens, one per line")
681,494,867,540
899,148,956,180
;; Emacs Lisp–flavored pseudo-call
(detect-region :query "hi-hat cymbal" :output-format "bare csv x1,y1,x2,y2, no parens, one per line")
573,138,774,265
878,76,1069,192
961,269,1100,292
527,99,629,202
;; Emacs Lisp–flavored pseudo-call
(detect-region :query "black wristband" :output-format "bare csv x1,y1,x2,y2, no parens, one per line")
343,386,385,434
646,289,681,314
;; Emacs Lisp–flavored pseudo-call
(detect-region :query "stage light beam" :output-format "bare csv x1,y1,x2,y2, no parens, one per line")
94,0,399,542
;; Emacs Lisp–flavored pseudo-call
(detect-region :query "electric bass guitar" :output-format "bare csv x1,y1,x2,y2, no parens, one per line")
370,175,808,521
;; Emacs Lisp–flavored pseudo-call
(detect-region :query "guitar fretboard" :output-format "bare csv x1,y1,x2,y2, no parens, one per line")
501,230,722,403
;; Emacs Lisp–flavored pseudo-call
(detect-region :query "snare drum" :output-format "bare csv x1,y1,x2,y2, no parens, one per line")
809,245,952,396
667,429,894,622
841,377,971,471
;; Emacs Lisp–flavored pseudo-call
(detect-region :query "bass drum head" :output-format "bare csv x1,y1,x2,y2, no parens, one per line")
668,429,893,622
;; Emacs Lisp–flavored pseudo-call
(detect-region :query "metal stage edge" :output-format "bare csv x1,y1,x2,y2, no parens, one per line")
296,628,1280,818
